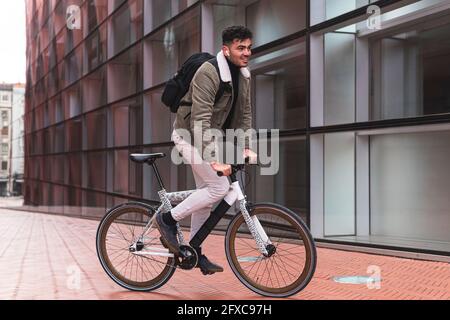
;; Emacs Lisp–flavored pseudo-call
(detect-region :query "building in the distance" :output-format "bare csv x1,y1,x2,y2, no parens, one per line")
10,84,26,196
24,0,450,259
0,83,25,197
0,84,13,196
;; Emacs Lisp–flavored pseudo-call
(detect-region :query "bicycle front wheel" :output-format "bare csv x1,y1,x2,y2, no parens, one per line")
225,203,317,298
96,203,176,292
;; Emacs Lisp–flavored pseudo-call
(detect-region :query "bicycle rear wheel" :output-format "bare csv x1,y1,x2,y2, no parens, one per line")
96,203,176,292
225,203,316,298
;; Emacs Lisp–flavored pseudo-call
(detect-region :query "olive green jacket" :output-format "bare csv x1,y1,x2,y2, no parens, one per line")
173,51,252,160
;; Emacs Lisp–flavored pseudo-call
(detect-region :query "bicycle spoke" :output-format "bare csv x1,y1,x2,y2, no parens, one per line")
97,205,176,290
263,258,273,288
273,254,298,280
111,223,132,245
236,247,259,256
140,256,159,278
109,250,129,264
119,251,133,276
105,242,130,251
274,251,305,268
228,205,316,297
271,255,288,287
237,237,259,251
269,258,281,288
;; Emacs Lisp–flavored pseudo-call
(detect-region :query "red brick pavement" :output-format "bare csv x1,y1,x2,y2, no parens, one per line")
0,208,449,300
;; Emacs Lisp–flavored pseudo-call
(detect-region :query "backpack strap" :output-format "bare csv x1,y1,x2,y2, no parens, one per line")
178,58,226,108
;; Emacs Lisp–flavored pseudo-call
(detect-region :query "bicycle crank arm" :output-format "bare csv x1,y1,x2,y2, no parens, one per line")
132,251,175,258
131,248,175,258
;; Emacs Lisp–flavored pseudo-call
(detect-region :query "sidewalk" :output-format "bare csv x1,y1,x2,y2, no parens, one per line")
0,205,449,300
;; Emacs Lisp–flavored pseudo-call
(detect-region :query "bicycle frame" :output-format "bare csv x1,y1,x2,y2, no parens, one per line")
135,161,271,258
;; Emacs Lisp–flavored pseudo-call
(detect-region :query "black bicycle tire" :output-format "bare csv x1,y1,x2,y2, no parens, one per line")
96,202,176,292
225,202,317,298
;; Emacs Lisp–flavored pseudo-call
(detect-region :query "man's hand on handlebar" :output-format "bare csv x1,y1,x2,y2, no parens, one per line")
210,162,232,177
244,149,258,164
210,150,258,177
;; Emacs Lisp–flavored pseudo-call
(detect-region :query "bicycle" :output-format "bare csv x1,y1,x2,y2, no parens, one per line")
96,153,317,298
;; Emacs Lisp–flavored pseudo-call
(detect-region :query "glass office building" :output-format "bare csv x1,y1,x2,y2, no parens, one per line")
24,0,450,256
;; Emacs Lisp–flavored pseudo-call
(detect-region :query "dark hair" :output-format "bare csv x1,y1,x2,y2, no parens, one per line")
222,26,253,45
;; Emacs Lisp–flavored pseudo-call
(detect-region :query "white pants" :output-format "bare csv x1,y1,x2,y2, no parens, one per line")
171,130,230,241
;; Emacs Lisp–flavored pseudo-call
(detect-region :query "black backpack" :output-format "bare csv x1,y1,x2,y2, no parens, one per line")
161,52,225,113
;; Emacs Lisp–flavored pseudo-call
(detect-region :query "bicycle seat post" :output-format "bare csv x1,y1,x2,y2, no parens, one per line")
149,160,165,190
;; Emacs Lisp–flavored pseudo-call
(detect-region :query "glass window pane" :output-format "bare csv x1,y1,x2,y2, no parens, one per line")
110,98,141,147
57,62,65,91
324,32,355,125
109,0,127,13
47,67,58,97
55,124,65,153
55,31,66,64
52,154,65,184
246,0,306,47
113,149,129,194
310,0,371,25
324,132,355,236
143,90,172,144
82,190,106,218
65,118,82,151
53,1,67,35
66,153,82,187
40,182,50,211
325,0,369,21
65,46,83,85
108,0,143,57
65,187,82,216
86,151,106,190
144,0,199,33
82,66,106,112
43,156,51,181
246,136,308,222
35,131,43,155
107,43,142,103
212,0,306,50
371,131,450,245
83,0,108,37
50,184,65,214
143,8,200,87
43,128,52,154
86,108,106,149
112,103,128,147
62,84,81,119
84,25,107,74
251,39,307,130
371,21,450,120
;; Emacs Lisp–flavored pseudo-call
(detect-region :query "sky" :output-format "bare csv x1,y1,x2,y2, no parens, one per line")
0,1,26,84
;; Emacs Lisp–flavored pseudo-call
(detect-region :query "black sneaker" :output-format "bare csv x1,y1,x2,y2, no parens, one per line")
194,247,224,275
154,212,179,254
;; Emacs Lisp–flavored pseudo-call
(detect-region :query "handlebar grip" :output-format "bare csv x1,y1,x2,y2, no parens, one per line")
217,171,224,177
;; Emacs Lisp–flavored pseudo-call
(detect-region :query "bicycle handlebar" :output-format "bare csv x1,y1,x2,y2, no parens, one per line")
216,157,252,177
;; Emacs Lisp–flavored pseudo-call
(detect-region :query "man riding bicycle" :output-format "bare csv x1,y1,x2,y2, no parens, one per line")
155,26,257,275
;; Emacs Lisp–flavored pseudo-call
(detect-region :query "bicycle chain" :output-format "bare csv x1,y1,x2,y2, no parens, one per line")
132,247,190,271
